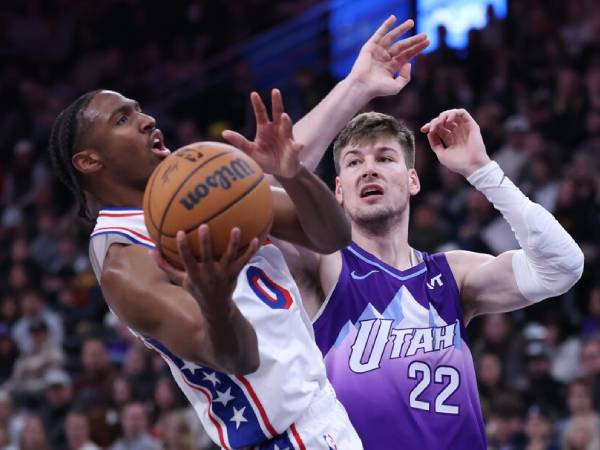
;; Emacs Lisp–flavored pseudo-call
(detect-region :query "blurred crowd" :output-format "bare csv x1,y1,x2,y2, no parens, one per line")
0,0,599,449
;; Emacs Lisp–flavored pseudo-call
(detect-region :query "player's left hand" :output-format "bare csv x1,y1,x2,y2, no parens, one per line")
222,89,304,179
347,16,429,99
421,109,491,178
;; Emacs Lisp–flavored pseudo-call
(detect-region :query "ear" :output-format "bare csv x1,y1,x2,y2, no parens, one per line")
72,150,103,174
335,176,343,205
408,168,420,196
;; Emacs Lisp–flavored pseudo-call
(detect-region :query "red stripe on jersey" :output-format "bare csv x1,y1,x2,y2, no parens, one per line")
147,341,230,449
98,212,144,217
290,424,307,450
180,376,231,450
92,226,153,244
236,375,278,437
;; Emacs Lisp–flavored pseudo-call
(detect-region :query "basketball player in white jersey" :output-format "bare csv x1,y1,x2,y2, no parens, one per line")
48,87,363,449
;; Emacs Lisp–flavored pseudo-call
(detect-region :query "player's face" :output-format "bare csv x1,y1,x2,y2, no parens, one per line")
335,137,420,226
80,90,171,190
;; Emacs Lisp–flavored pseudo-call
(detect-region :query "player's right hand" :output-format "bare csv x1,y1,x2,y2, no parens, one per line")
154,225,259,320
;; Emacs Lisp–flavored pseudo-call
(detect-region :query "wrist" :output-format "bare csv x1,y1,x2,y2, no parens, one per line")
340,75,374,104
274,163,308,183
466,160,503,189
462,157,493,179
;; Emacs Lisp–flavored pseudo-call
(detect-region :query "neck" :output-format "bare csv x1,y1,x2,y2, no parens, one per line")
351,208,413,271
91,179,144,211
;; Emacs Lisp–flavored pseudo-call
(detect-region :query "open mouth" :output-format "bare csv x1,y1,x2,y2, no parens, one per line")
360,184,384,198
150,130,171,158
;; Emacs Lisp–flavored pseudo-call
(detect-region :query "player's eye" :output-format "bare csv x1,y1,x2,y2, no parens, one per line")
379,156,394,163
347,159,360,167
116,115,128,125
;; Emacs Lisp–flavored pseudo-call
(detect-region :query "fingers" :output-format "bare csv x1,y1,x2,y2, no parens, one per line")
381,18,414,46
250,92,269,125
176,230,200,272
369,15,397,44
271,89,283,126
222,130,255,155
230,238,260,274
390,32,428,55
392,36,430,63
197,224,214,263
220,227,241,266
426,130,445,154
421,109,473,133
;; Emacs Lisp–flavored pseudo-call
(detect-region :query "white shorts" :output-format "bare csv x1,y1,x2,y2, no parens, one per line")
247,384,363,450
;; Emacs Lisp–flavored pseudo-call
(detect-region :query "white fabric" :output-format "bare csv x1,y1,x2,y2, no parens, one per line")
88,209,361,449
467,161,584,302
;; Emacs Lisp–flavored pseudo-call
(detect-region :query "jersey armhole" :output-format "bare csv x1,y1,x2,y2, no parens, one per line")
311,253,345,326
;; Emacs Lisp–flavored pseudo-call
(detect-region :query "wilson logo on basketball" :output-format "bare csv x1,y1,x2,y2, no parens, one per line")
179,158,255,210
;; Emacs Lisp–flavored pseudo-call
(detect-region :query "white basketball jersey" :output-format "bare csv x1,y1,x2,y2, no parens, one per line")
89,208,331,449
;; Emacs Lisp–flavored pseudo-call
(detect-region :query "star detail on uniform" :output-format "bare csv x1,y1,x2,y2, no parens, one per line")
230,406,247,430
214,387,235,407
274,445,289,450
202,371,220,387
181,360,202,375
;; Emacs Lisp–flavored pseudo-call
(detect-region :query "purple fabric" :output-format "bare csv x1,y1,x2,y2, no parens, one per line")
313,243,486,450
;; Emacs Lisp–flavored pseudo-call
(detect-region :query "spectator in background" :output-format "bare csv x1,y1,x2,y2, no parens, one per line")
522,405,559,450
3,318,64,405
0,326,18,384
11,289,63,355
122,344,154,401
109,402,162,450
161,410,209,450
559,379,600,441
582,285,600,337
560,415,600,450
65,410,101,450
17,415,51,450
0,391,21,448
487,392,527,450
477,352,505,418
40,369,73,450
580,337,600,410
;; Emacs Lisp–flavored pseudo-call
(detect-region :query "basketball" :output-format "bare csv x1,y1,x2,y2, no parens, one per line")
143,141,273,268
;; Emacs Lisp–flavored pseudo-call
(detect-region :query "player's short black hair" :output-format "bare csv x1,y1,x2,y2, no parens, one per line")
48,90,100,220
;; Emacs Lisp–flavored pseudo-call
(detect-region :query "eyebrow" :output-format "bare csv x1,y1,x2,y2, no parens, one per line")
343,146,400,159
109,100,141,121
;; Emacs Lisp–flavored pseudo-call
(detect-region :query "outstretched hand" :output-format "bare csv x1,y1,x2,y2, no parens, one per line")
348,16,429,99
153,225,259,320
421,109,491,178
222,89,304,179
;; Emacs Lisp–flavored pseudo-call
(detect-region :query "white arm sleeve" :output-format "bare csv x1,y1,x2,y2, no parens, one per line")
467,161,584,302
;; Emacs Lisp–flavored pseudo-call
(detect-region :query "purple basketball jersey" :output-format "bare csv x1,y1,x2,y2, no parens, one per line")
313,243,487,450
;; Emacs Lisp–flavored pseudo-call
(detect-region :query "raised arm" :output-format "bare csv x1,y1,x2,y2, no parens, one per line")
100,228,260,375
223,89,351,254
421,109,584,323
293,16,429,171
223,16,429,174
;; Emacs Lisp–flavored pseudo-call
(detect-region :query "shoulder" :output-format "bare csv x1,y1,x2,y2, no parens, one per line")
444,250,495,287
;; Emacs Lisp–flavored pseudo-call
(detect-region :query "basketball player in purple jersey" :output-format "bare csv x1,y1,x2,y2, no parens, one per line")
261,19,584,450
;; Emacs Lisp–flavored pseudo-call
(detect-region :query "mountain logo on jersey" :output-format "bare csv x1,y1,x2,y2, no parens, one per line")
327,286,462,374
246,266,293,310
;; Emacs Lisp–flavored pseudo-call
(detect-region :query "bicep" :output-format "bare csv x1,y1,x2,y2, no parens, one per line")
100,245,208,364
448,250,527,323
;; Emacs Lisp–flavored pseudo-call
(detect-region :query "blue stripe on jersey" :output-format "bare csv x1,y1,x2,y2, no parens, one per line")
256,431,296,449
145,337,271,447
99,207,143,212
90,231,155,249
346,245,428,281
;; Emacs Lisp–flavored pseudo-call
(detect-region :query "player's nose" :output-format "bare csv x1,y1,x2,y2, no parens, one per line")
139,112,156,133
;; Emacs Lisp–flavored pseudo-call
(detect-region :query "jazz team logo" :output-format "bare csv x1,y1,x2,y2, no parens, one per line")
246,266,293,310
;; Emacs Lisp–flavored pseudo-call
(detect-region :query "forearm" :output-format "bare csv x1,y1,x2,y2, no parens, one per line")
293,77,371,171
199,296,259,374
467,161,584,302
275,166,351,253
